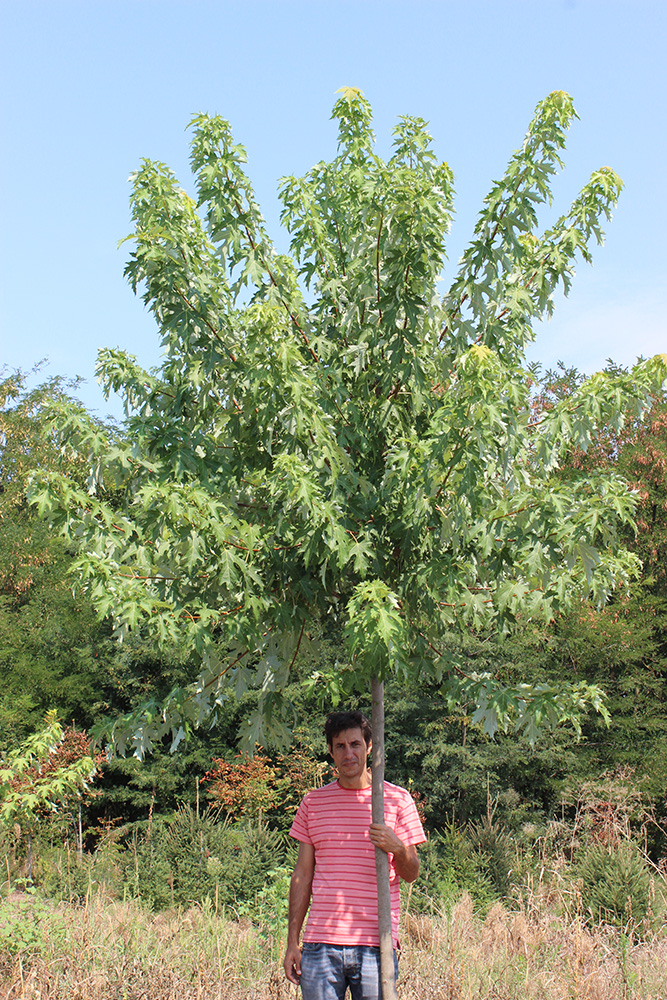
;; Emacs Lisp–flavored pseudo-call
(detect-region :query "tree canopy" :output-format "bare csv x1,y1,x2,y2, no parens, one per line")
33,90,667,756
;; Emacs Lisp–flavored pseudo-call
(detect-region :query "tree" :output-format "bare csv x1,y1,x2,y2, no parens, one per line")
526,365,667,851
202,752,285,822
0,711,101,878
34,89,666,994
532,364,667,591
0,371,108,743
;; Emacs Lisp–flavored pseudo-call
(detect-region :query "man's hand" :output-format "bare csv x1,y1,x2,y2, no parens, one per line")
369,823,420,882
369,822,404,854
283,941,302,985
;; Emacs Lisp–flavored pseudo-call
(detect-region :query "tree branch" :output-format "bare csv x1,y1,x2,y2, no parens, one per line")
174,289,237,363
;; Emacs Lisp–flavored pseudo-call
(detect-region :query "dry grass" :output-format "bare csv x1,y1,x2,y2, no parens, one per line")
400,895,667,999
1,890,666,1000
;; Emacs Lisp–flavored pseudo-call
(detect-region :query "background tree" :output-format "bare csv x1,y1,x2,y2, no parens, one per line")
0,711,101,878
534,365,667,591
0,372,219,841
34,90,667,993
0,371,109,745
526,366,667,848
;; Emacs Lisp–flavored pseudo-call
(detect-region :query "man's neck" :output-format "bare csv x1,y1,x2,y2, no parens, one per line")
337,769,372,790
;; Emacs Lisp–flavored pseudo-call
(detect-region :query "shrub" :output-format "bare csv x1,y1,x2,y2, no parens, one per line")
233,862,292,950
133,805,287,911
575,841,653,928
39,840,126,902
0,889,66,958
468,813,514,896
414,822,496,915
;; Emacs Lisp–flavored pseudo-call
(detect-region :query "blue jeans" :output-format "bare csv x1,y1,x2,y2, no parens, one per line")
299,943,398,1000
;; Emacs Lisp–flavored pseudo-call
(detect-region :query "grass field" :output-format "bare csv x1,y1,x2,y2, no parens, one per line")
1,887,666,1000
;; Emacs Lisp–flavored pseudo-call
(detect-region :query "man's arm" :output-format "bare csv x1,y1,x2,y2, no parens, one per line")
283,841,315,984
368,823,420,882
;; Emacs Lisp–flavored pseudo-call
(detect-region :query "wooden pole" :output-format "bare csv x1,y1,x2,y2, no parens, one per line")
372,675,398,1000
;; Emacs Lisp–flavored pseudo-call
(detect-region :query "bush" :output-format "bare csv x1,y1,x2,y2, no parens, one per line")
132,805,287,911
414,822,496,915
233,862,292,943
575,841,653,928
39,840,126,902
0,889,67,958
468,813,514,896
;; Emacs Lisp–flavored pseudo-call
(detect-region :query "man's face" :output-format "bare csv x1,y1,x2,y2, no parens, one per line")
329,726,371,786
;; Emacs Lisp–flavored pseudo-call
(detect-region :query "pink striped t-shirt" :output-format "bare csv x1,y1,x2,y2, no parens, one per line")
289,780,426,947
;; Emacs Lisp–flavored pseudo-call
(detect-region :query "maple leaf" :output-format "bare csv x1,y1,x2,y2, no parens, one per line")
335,85,364,104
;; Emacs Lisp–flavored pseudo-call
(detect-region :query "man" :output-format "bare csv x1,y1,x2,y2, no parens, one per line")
283,710,426,999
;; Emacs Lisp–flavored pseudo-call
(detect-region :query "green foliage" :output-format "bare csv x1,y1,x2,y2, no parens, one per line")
541,595,667,855
380,635,583,829
409,806,518,916
131,805,286,910
5,361,667,900
38,840,126,903
415,823,496,915
468,813,514,896
536,366,667,592
31,90,667,757
574,842,653,928
233,863,293,940
0,711,97,831
0,889,66,959
0,372,111,744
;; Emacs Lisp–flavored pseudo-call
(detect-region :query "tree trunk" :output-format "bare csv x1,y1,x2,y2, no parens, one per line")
371,675,398,1000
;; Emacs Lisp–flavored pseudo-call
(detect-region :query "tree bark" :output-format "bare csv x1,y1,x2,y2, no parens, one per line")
372,675,398,1000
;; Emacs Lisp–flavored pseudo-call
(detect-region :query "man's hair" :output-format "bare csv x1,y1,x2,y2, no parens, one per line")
324,711,372,749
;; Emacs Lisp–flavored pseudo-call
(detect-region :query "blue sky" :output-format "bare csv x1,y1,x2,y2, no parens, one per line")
1,0,665,420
